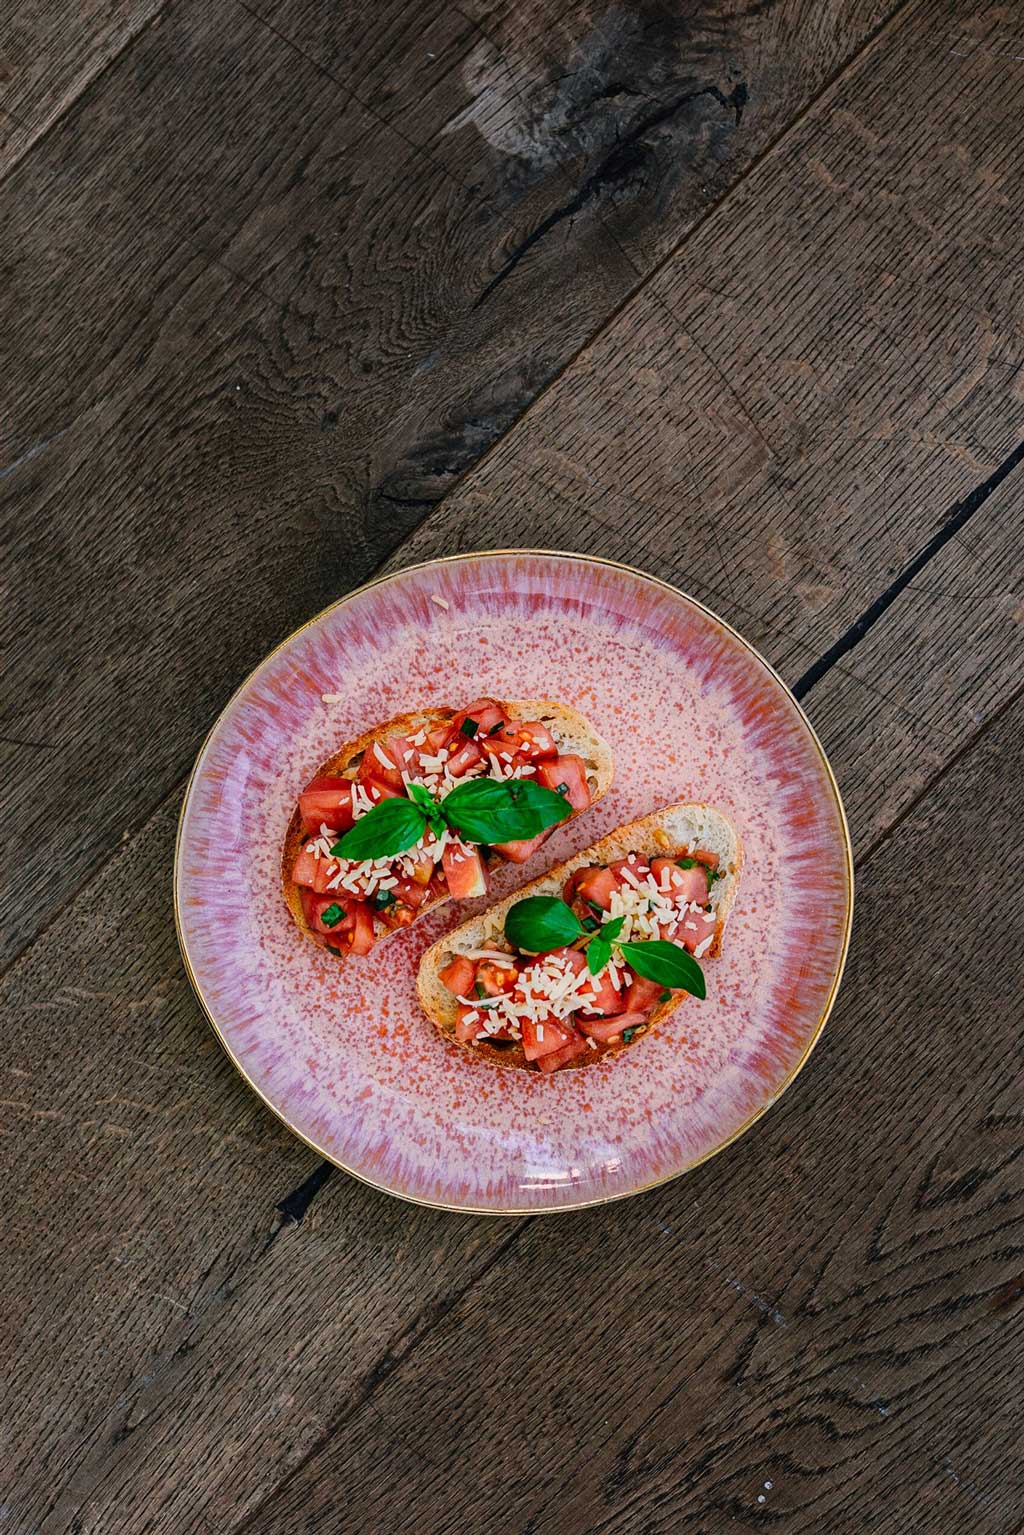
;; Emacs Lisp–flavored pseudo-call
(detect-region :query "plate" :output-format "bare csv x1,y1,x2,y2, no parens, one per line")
175,552,852,1213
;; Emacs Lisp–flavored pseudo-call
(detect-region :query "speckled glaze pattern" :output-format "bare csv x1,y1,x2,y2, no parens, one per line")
175,553,852,1213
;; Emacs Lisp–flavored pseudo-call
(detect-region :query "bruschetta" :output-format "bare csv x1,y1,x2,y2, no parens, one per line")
418,803,741,1073
282,698,613,958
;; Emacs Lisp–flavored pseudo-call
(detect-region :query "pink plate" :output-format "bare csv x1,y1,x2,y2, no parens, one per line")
175,552,852,1213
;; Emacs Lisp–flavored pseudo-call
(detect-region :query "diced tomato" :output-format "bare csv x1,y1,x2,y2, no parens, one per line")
674,906,717,955
440,955,477,997
535,754,590,811
298,777,356,836
299,888,352,938
491,827,553,864
580,966,623,1018
291,848,320,888
476,960,517,995
390,877,430,910
651,856,708,905
445,737,484,778
521,1016,577,1061
455,1003,486,1043
343,902,376,956
609,855,652,886
535,1033,589,1072
442,842,487,900
452,699,509,739
402,845,435,886
356,743,406,796
536,946,586,974
576,1010,647,1043
694,849,719,870
575,865,618,911
624,973,665,1012
481,720,557,761
311,856,342,894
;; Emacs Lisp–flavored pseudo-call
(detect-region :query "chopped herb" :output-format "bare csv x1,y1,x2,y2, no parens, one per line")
622,1027,637,1044
659,989,672,1003
320,903,345,928
372,889,396,909
677,857,697,869
586,900,604,916
555,782,570,796
475,981,489,999
582,915,600,932
460,716,479,738
487,720,505,736
706,866,722,884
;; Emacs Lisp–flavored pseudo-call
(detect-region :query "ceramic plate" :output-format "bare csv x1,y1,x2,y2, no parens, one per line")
175,552,852,1213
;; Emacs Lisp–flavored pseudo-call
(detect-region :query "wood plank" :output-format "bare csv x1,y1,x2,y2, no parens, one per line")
0,0,901,963
3,449,1018,1534
0,0,164,175
0,798,524,1534
388,0,1024,680
214,661,1024,1535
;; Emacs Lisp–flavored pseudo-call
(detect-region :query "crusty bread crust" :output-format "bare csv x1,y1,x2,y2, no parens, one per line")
282,700,614,953
417,803,742,1074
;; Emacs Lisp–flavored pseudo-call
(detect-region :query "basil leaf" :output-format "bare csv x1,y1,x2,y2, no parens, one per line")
320,903,345,928
406,782,436,813
618,940,706,998
677,857,697,869
330,798,427,860
460,717,479,738
622,1026,637,1043
582,915,599,932
586,936,612,976
659,989,672,1004
505,895,583,953
601,915,626,943
372,888,396,909
504,778,574,828
442,777,569,845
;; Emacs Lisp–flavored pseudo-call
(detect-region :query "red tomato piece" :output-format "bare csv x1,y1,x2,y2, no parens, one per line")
356,742,406,796
311,856,342,894
673,906,717,955
299,888,352,938
651,856,708,905
624,973,664,1012
298,777,356,836
445,737,484,778
535,1033,589,1072
440,956,477,997
442,842,487,900
535,754,590,810
579,966,623,1018
291,848,320,888
491,827,554,864
455,1003,486,1042
476,960,518,995
576,1010,648,1043
609,855,652,887
575,865,618,911
452,699,509,740
481,719,557,761
521,1016,576,1061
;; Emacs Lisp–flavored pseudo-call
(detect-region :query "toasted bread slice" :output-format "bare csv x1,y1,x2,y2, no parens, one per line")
418,803,742,1073
282,700,614,952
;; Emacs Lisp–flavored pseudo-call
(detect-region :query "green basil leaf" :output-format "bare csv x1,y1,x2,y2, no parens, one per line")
618,940,706,998
601,915,626,943
460,717,479,738
677,857,697,869
582,915,600,932
330,798,427,860
372,888,396,909
622,1026,637,1043
586,937,612,976
442,777,569,845
320,903,345,928
505,895,583,953
406,782,435,813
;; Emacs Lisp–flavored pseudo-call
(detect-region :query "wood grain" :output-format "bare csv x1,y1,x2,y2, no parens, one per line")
0,0,901,964
2,438,1018,1535
0,0,165,175
389,0,1024,682
227,674,1024,1535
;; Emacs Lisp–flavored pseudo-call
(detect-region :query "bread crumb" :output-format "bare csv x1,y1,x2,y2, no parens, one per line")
321,692,344,704
430,594,450,610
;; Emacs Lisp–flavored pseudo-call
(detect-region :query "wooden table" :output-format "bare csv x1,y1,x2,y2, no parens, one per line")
2,2,1022,1529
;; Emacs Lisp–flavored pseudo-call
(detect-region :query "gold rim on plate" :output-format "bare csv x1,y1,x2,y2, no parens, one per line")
174,549,854,1216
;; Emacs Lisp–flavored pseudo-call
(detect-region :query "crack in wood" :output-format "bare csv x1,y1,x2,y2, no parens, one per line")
792,437,1024,701
473,80,748,310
